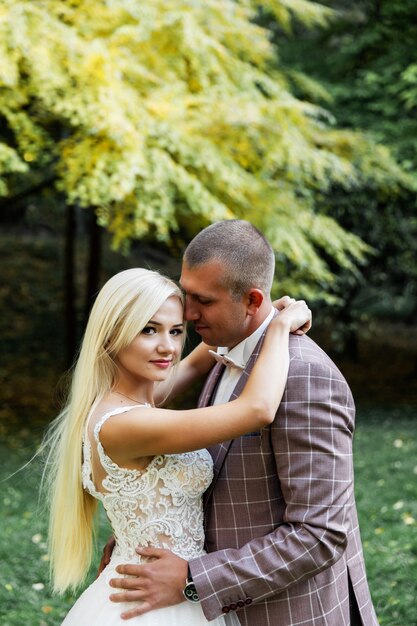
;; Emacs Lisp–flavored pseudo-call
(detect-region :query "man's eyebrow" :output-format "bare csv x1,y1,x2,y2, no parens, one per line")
181,290,213,299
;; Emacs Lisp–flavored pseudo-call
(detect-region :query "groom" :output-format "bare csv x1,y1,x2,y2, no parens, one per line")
107,220,379,625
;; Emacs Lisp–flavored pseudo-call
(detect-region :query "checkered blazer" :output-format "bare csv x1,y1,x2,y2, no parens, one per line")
190,332,379,626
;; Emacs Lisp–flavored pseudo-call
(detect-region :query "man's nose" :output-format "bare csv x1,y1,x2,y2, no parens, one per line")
184,298,199,321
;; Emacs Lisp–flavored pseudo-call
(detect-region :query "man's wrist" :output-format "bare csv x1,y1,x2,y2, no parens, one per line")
183,565,200,603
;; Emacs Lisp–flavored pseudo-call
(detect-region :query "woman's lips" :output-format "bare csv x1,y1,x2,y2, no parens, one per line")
150,360,172,369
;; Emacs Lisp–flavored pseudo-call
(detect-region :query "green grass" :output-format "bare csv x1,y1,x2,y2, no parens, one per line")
0,407,416,626
0,436,111,626
353,406,417,626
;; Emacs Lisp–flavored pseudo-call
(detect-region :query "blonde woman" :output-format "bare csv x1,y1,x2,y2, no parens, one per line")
44,267,311,625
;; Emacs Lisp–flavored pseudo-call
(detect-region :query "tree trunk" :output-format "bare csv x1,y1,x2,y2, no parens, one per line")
84,209,102,324
64,203,77,368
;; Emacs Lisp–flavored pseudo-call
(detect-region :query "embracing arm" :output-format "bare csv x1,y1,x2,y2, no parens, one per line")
100,301,311,459
153,296,306,406
191,358,355,620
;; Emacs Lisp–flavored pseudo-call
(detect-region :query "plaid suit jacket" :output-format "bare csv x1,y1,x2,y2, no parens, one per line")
190,332,379,626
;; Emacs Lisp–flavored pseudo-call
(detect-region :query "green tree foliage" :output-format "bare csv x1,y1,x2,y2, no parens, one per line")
320,1,417,170
276,0,417,323
0,0,410,298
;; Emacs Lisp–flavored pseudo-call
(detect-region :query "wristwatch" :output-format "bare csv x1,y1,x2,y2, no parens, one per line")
183,566,200,603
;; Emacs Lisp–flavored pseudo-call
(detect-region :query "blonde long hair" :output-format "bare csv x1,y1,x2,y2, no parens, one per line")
43,268,184,593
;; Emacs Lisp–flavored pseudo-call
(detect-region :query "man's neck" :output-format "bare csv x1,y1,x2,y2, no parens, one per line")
228,301,273,349
247,297,274,331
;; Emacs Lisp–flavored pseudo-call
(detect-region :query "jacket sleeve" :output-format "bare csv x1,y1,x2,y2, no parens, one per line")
189,358,356,620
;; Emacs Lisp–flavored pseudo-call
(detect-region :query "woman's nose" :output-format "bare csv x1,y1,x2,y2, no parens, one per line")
157,333,175,353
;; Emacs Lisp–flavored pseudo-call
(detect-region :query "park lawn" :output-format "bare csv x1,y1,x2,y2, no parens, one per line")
0,434,111,626
0,407,416,626
352,407,417,626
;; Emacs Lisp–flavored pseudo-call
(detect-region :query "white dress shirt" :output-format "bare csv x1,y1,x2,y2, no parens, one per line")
212,307,274,405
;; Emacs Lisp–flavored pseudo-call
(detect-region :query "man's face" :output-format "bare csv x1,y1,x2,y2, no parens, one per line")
180,260,250,348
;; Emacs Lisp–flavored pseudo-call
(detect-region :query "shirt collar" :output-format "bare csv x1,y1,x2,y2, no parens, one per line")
217,306,274,369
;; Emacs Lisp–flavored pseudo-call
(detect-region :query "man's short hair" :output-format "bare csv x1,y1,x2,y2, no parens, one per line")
184,220,275,299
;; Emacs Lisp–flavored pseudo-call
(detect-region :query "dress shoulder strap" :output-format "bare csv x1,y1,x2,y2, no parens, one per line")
82,404,151,497
93,404,151,444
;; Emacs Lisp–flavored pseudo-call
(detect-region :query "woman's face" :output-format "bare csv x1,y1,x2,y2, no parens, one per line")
115,296,184,384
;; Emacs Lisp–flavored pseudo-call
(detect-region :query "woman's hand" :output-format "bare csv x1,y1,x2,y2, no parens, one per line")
272,295,296,312
272,298,312,335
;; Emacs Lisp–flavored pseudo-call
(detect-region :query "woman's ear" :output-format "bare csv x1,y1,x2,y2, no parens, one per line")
246,289,264,315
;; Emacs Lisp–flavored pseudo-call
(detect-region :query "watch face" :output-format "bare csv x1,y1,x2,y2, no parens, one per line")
184,582,199,603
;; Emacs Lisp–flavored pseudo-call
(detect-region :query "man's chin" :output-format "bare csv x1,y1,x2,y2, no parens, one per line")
194,326,214,343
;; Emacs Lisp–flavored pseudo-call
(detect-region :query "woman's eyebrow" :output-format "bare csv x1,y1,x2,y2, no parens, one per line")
147,320,184,327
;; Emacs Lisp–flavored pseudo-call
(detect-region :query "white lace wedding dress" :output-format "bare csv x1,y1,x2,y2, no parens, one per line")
61,405,236,625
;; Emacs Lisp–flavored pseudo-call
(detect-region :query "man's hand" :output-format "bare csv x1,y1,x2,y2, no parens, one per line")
109,547,188,620
273,296,312,336
97,535,116,577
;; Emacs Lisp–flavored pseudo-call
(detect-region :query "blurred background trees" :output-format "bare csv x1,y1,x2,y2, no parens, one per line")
0,0,416,411
274,0,417,350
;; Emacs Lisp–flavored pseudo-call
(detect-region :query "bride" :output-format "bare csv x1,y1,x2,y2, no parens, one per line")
43,267,310,625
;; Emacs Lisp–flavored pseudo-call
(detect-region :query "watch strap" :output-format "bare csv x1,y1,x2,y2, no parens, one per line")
183,565,200,602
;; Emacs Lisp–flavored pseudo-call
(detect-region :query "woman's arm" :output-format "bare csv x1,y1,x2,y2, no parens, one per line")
154,296,311,406
101,301,311,460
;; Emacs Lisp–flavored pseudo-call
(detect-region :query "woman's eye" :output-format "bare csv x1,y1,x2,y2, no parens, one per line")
142,326,156,335
171,328,184,336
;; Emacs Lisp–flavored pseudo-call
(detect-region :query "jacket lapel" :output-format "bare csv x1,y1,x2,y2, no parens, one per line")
198,362,224,409
202,329,269,508
199,363,232,505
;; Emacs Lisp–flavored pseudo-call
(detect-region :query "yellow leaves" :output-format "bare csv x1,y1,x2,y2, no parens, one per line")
42,606,53,614
0,109,52,166
0,143,27,172
0,47,19,88
146,99,178,120
0,143,28,194
275,0,334,29
402,513,415,526
58,134,148,207
286,69,333,104
391,503,417,526
0,0,410,282
81,51,108,84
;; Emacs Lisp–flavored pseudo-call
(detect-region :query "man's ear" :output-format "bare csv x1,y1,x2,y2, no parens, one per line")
246,289,264,315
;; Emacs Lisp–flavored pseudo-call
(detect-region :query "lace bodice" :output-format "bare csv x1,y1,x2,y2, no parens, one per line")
82,405,213,562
